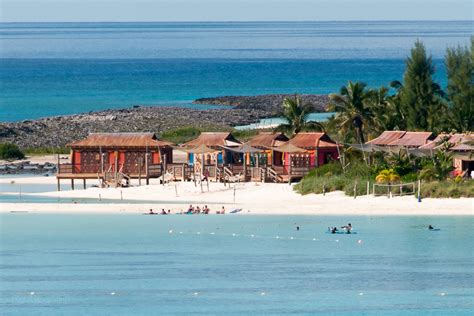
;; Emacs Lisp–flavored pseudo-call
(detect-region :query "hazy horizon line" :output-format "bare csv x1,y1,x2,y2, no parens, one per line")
1,19,472,24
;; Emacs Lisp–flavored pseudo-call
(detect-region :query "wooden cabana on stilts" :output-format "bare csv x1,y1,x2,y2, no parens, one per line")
176,132,242,181
246,132,289,169
57,133,173,190
222,143,264,181
176,144,220,182
267,143,308,183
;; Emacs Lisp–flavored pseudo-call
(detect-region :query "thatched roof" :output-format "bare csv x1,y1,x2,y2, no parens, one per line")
67,133,173,149
288,132,339,149
182,132,241,148
247,132,289,148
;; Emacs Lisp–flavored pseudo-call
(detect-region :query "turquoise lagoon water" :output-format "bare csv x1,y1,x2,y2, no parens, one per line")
0,214,473,315
1,21,472,121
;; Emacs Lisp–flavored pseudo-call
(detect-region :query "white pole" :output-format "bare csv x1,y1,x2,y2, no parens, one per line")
367,181,370,195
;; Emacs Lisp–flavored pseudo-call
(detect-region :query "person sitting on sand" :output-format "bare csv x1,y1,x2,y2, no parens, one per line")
203,205,209,214
195,206,201,214
149,209,155,215
161,209,167,215
217,206,225,214
187,205,194,214
167,209,171,215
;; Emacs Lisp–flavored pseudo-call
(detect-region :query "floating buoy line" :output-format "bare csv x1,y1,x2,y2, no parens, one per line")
164,229,365,244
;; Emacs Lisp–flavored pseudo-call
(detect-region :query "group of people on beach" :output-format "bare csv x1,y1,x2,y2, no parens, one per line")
147,205,226,215
148,208,170,215
182,205,226,215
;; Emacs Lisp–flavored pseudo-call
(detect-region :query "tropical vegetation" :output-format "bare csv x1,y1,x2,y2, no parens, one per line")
322,39,473,144
0,143,25,160
275,95,324,136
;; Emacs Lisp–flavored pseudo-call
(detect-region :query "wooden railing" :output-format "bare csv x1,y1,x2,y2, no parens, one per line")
266,167,282,183
289,166,311,177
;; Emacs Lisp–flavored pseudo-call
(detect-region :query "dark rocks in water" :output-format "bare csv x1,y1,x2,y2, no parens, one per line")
0,94,329,149
194,94,330,113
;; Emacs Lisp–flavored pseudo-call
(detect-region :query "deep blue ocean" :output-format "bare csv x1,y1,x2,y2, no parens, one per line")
0,21,472,121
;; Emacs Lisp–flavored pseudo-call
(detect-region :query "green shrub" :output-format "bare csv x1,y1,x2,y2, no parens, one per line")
0,143,25,160
401,172,418,183
306,162,343,177
420,180,474,198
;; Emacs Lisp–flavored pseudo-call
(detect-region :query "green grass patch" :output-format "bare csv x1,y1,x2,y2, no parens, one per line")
23,147,69,155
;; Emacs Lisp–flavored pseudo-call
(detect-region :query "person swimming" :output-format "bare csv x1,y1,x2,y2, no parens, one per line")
331,227,338,234
428,225,434,230
341,223,352,234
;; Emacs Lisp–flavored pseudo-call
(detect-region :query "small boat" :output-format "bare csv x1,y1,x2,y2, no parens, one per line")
230,208,242,214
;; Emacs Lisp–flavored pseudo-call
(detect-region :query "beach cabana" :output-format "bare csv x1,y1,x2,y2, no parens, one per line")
420,134,474,176
286,132,341,167
181,132,241,165
247,132,289,166
268,143,308,182
57,133,173,189
222,143,264,181
365,131,434,151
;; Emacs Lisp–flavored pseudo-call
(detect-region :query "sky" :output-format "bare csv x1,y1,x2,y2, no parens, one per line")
1,0,472,22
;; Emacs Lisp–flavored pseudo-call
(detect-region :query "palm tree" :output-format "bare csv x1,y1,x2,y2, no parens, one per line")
276,95,324,136
366,86,405,134
375,169,400,184
419,140,455,180
375,169,401,196
329,81,372,144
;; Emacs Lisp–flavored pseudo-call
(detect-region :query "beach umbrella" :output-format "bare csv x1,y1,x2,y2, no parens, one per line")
270,143,307,153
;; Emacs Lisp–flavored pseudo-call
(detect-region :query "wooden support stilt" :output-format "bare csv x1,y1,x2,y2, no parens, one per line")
83,179,86,190
71,179,75,190
57,178,60,191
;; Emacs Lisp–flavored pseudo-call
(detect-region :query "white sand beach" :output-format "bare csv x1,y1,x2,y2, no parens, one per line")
0,175,472,215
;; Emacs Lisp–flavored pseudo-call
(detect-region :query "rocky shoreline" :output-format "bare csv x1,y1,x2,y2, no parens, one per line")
1,94,329,149
194,94,329,112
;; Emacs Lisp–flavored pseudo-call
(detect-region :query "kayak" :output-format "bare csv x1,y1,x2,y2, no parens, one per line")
230,208,243,214
325,231,357,235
